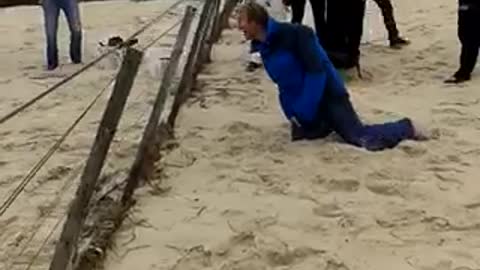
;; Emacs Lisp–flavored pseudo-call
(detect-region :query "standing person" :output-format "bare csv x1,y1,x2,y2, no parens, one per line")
245,0,289,72
41,0,83,70
238,2,428,151
371,0,410,48
283,0,327,46
445,0,479,84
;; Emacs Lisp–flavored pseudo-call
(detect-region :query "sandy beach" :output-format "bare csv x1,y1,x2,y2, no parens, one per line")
104,0,480,270
2,0,480,269
0,0,194,268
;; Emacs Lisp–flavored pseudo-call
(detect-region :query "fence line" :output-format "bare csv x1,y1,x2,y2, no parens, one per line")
71,1,227,268
3,0,238,268
49,47,144,270
122,5,197,204
0,0,187,126
0,3,196,218
0,75,117,218
167,0,217,128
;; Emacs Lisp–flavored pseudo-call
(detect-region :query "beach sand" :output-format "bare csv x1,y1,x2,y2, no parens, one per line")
0,0,195,269
1,0,480,269
103,0,480,270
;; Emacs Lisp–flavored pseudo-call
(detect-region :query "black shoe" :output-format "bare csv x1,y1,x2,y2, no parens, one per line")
246,61,261,72
47,63,58,70
291,123,305,141
444,75,471,84
390,36,411,49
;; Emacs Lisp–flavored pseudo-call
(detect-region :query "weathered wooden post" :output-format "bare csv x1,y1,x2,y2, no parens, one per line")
167,0,216,128
122,5,196,204
212,0,241,42
49,47,143,270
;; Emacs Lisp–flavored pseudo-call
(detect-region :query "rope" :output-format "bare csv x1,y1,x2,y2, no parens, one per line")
0,76,116,217
139,17,185,52
24,215,66,270
0,0,187,126
0,0,197,218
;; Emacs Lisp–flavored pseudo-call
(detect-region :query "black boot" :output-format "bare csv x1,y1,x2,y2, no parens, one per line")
444,71,471,84
389,36,411,49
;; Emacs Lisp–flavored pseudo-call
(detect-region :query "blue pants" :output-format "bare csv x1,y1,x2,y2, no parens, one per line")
42,0,82,69
299,94,414,151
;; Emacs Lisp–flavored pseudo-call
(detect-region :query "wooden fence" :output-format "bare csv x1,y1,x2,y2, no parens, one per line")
45,0,241,269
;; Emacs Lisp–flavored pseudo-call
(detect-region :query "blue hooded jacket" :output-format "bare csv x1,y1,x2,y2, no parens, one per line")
251,18,348,125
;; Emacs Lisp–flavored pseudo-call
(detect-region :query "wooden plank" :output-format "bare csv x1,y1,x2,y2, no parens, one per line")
49,47,143,270
200,0,221,64
121,5,196,204
167,0,215,128
195,1,217,73
212,0,241,43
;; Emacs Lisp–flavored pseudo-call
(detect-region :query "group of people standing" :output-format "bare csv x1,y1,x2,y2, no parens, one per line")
247,0,410,71
246,0,479,84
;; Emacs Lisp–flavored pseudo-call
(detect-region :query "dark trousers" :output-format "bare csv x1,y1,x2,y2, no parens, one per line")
455,5,479,78
42,0,82,69
290,0,327,45
324,0,365,68
300,94,414,151
372,0,399,41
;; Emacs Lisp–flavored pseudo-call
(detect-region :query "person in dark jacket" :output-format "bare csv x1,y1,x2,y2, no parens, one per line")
445,0,479,84
283,0,409,49
41,0,82,70
238,2,428,151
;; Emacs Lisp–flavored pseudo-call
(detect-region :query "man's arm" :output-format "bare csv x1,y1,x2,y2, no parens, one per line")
290,25,328,124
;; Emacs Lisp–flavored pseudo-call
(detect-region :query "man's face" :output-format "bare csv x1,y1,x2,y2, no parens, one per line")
238,10,258,40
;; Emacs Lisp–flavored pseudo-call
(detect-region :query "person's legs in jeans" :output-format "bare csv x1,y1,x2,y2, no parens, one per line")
326,95,415,151
42,0,60,70
60,0,82,64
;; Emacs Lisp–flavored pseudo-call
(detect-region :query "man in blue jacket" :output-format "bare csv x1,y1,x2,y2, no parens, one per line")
238,2,428,151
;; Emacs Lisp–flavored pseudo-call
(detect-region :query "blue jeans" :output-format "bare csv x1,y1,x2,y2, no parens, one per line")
42,0,82,69
298,94,415,151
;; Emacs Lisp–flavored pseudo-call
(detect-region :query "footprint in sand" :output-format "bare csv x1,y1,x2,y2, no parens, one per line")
398,141,428,158
326,259,350,270
365,179,406,197
365,171,408,197
313,203,344,218
322,179,360,193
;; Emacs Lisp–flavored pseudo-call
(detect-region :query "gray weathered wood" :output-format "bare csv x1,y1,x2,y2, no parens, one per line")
200,0,221,64
49,47,143,270
212,0,241,42
167,0,215,128
121,5,196,204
